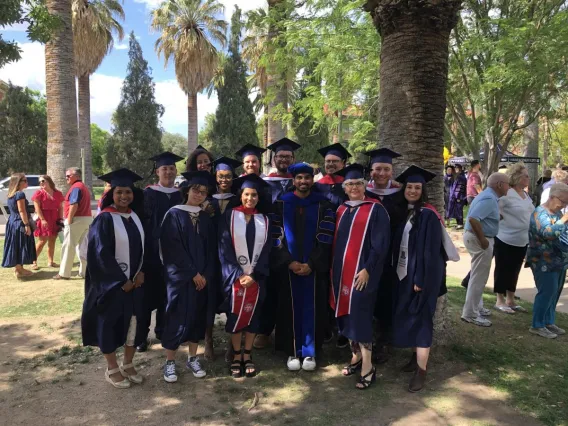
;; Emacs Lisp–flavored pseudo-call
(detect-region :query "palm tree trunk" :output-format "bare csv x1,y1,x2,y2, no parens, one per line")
365,0,460,214
187,93,198,154
78,74,94,198
45,0,80,191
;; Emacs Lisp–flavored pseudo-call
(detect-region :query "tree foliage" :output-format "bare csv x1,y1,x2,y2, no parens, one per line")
211,6,258,157
0,83,47,176
90,123,110,176
161,131,187,157
106,32,164,182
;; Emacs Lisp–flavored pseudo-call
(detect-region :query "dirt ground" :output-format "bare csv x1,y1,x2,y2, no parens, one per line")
0,313,543,426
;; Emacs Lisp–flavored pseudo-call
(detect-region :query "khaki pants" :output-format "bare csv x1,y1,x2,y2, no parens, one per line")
462,231,494,318
59,216,93,278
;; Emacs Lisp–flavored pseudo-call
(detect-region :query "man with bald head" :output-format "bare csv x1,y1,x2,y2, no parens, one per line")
461,173,510,327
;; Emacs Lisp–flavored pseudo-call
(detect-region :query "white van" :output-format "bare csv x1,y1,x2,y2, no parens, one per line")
0,175,41,214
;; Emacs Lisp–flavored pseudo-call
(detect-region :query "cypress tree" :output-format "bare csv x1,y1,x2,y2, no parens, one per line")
212,6,258,156
106,32,164,180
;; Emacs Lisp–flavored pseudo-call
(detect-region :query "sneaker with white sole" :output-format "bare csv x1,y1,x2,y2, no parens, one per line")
163,360,178,383
461,316,492,327
287,356,301,371
530,327,558,339
479,307,492,317
302,357,316,371
546,324,566,335
186,356,207,378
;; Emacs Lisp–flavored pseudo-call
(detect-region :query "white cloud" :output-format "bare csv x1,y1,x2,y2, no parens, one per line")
114,42,129,50
0,42,218,135
134,0,267,20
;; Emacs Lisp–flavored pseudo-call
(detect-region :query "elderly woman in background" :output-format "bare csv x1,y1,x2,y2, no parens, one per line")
526,183,568,339
31,175,64,269
493,164,534,314
1,173,36,279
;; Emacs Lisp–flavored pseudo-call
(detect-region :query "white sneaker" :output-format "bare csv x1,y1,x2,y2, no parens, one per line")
479,307,492,317
302,357,316,371
186,356,207,378
287,357,301,371
461,316,492,327
546,324,566,335
163,360,178,383
529,327,558,339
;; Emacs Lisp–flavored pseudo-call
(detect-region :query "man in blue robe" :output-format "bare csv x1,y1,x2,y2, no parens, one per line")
272,163,336,371
136,152,184,352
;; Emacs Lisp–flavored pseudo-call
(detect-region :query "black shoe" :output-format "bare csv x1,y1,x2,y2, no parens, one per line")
324,329,334,344
336,335,349,349
408,367,427,392
137,341,148,352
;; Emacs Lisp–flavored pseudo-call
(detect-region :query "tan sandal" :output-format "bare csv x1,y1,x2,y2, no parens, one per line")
47,262,59,268
120,363,143,384
31,263,39,271
105,367,130,389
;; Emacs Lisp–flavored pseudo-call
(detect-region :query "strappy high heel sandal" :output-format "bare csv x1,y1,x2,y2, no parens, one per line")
105,367,130,389
243,349,257,378
120,363,144,384
230,347,243,378
342,358,362,376
356,367,376,390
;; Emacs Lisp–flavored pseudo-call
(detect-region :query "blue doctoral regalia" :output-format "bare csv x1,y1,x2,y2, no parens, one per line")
81,213,145,354
218,209,272,333
392,208,446,348
139,187,182,340
272,191,336,358
332,200,390,343
160,208,216,350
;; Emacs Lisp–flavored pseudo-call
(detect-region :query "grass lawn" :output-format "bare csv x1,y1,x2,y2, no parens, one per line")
1,235,567,424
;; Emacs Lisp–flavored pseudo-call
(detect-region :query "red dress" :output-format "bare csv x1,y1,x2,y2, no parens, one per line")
31,189,64,237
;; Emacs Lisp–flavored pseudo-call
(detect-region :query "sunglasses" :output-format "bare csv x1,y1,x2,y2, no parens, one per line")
39,180,46,184
20,178,28,182
65,175,72,178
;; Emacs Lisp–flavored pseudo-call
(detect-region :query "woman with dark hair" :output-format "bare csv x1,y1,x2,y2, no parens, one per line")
447,164,467,229
81,169,146,389
31,175,64,269
218,174,272,378
391,166,459,393
186,146,214,173
160,171,217,383
2,173,37,278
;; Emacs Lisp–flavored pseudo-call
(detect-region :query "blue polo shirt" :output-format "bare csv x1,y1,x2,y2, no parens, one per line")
465,187,500,238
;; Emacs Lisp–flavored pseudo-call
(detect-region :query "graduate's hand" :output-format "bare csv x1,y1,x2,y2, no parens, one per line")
134,272,144,288
289,261,302,274
122,280,135,293
296,264,312,276
354,268,369,291
239,275,255,288
414,284,422,292
193,273,207,290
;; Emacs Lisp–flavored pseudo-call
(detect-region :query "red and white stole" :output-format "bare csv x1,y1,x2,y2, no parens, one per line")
330,199,377,317
230,206,269,332
101,206,145,280
146,184,180,194
318,174,344,185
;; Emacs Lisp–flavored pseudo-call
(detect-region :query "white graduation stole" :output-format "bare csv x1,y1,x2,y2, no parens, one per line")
147,184,180,194
397,217,413,281
230,210,268,274
109,210,145,280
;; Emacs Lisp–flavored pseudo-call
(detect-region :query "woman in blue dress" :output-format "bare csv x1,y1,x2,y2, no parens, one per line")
219,174,272,378
2,173,36,279
391,165,459,393
81,168,146,389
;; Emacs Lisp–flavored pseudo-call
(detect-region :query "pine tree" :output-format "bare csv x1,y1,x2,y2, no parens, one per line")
106,32,164,180
211,6,258,156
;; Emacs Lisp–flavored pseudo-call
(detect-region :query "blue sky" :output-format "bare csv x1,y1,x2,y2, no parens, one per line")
0,0,266,136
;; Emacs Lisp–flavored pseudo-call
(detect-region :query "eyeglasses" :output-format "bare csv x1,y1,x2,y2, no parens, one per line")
190,187,208,197
325,159,341,165
344,181,365,188
217,175,232,181
65,175,72,179
275,155,293,161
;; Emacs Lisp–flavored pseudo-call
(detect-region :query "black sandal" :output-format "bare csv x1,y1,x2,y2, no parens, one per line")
356,367,376,390
342,358,362,376
230,347,243,378
243,349,257,378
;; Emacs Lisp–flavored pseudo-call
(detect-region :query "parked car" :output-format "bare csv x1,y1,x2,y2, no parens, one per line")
0,175,41,215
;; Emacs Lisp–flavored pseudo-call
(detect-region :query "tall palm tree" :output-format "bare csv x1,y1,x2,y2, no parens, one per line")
73,0,125,196
45,0,80,191
152,0,227,154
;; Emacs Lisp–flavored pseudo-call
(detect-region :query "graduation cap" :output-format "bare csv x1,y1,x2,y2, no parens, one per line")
195,145,209,152
235,143,267,159
288,162,314,176
365,148,401,166
318,143,350,161
233,173,270,191
267,138,301,153
335,163,367,181
99,168,143,187
395,165,436,185
149,151,185,168
181,171,216,187
212,156,243,173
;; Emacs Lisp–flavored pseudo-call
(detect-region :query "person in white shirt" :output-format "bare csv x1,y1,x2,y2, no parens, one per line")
493,163,534,313
540,169,568,205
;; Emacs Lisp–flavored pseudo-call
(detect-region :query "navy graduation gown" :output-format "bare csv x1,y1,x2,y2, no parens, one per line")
140,187,182,338
218,209,272,333
160,208,216,350
331,200,390,343
314,180,346,208
272,191,336,358
391,208,445,348
264,176,294,204
81,213,144,354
